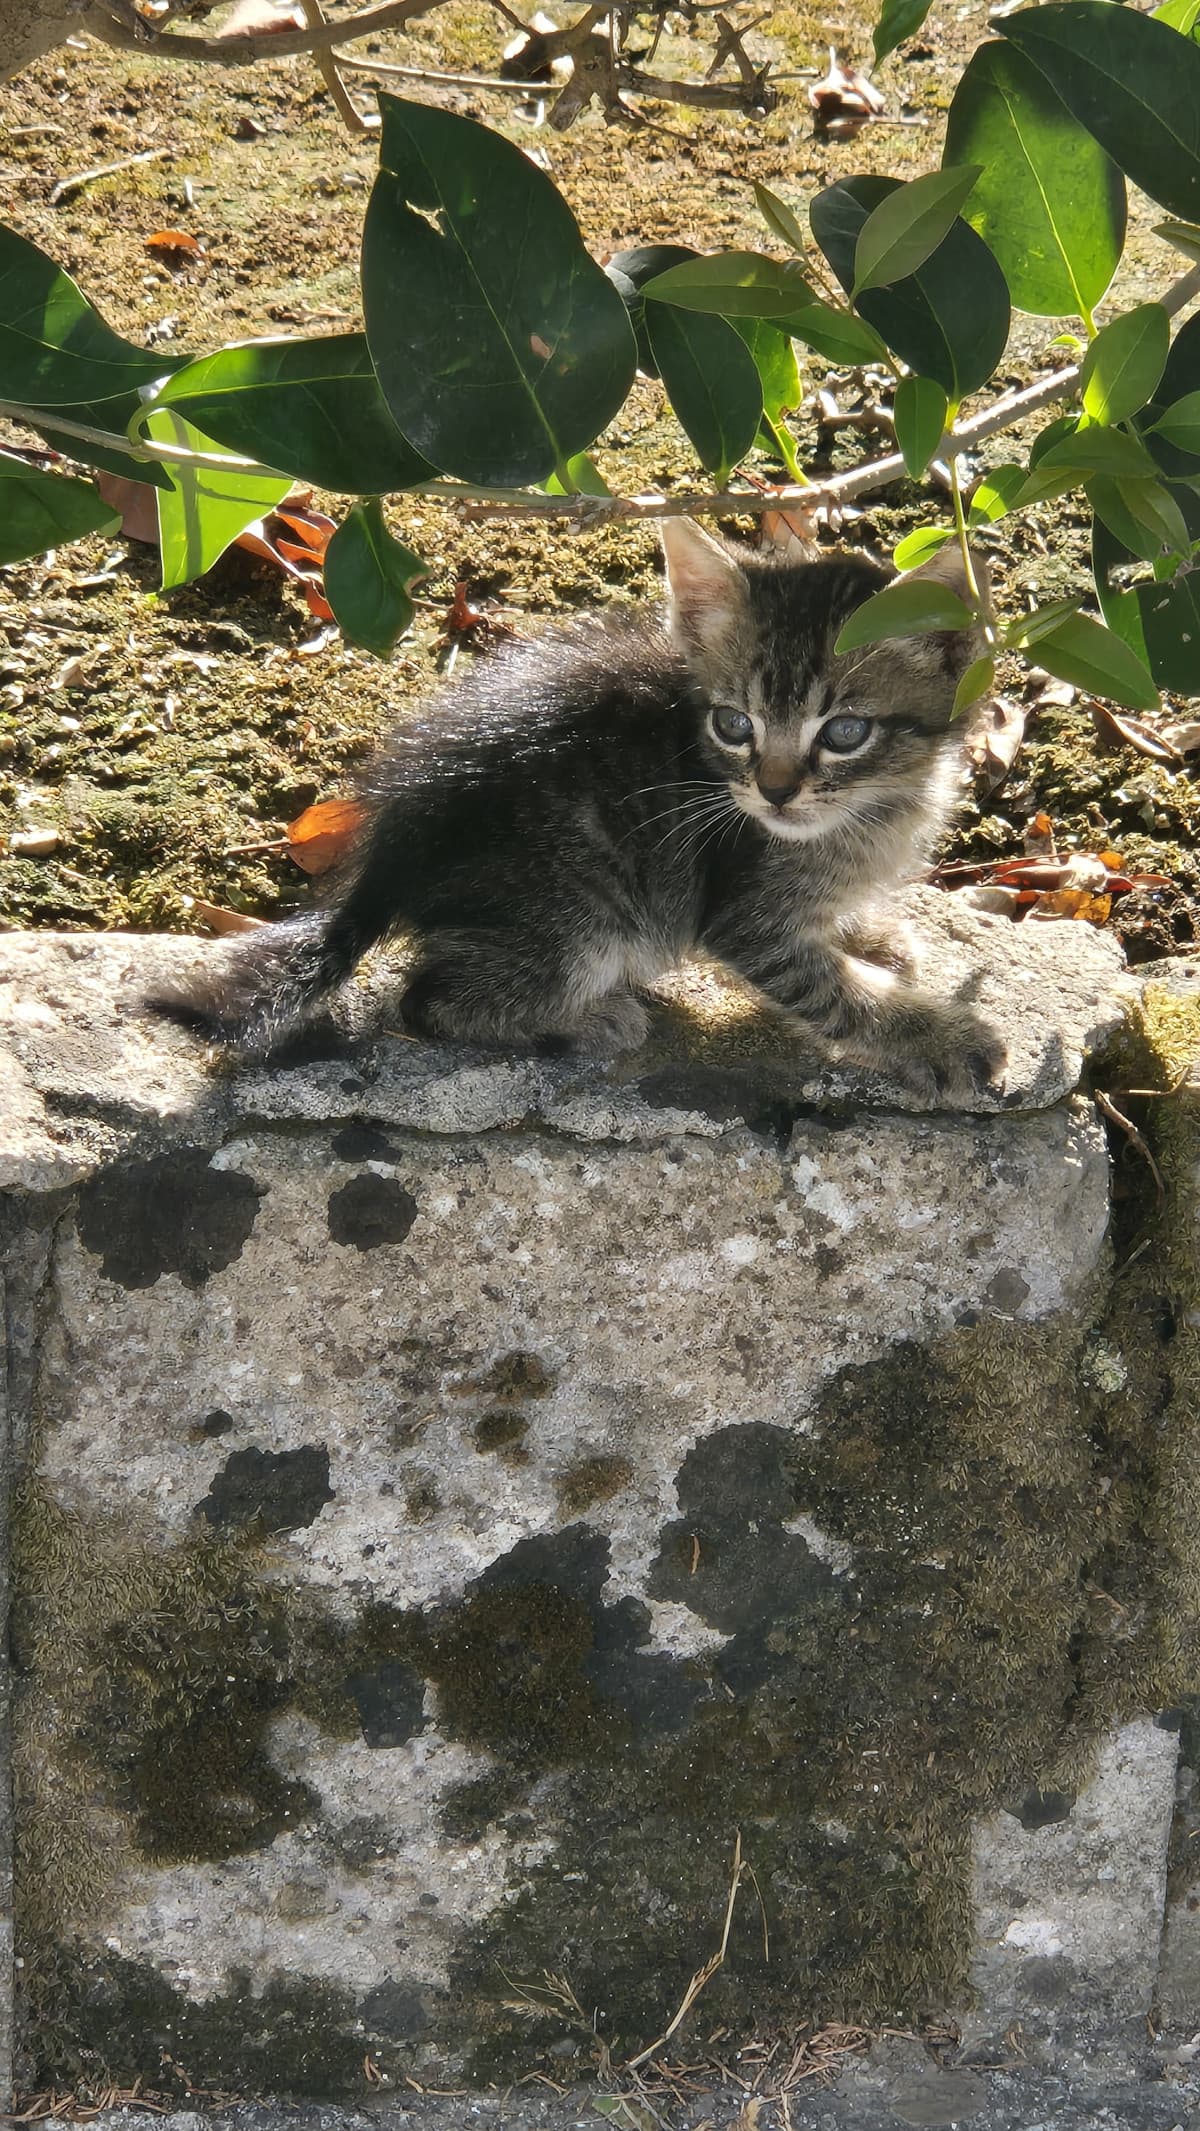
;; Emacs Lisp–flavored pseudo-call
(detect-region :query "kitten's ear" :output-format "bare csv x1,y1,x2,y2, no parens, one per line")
660,519,748,658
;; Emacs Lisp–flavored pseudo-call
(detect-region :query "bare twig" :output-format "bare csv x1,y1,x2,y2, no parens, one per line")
1094,1088,1166,1209
49,145,173,206
91,0,445,65
299,0,378,132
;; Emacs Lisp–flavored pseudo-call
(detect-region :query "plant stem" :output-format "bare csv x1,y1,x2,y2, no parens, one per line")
0,403,263,475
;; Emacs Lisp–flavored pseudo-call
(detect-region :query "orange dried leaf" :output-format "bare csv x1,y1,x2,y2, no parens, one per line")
303,582,335,623
275,537,325,571
275,506,337,554
145,229,201,254
286,796,364,875
1023,812,1057,860
1028,888,1112,925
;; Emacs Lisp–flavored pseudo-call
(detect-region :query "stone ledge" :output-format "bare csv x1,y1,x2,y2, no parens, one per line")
0,888,1133,1191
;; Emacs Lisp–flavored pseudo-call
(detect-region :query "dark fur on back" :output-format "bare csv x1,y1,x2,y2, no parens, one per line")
147,530,1004,1098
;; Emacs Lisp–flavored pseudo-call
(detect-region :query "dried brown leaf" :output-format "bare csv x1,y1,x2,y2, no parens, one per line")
286,796,365,875
1089,701,1181,762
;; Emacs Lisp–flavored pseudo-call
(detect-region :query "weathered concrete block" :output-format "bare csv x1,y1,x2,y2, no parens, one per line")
1,906,1193,2103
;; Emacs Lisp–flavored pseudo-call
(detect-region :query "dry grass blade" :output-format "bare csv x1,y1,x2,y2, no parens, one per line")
625,1832,747,2072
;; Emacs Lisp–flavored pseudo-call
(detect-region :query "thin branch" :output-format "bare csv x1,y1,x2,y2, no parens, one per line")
49,145,173,206
456,261,1200,524
0,402,262,475
90,0,446,65
299,0,377,132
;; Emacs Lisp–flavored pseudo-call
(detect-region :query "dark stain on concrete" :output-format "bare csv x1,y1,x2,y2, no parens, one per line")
327,1173,417,1250
196,1444,334,1534
344,1659,427,1747
77,1148,264,1289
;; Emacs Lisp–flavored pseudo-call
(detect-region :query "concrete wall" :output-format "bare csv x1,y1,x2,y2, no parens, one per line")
2,903,1198,2105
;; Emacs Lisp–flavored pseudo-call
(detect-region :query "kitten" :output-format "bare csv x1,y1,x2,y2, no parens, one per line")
146,521,1004,1100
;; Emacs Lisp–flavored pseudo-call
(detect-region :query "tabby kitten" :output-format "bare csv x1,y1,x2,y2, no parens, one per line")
148,521,1004,1099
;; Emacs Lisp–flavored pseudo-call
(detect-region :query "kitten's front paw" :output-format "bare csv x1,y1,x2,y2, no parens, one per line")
921,1007,1007,1103
564,991,651,1058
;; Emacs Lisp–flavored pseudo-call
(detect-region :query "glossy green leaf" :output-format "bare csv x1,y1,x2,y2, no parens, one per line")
1080,305,1170,425
776,303,889,367
1091,518,1151,667
1136,571,1200,692
0,449,119,563
1039,427,1160,480
1149,390,1200,454
851,165,982,298
646,305,763,485
834,575,974,653
1011,464,1083,509
1004,597,1083,648
147,409,291,590
543,452,612,497
642,252,812,318
732,318,803,477
1155,218,1200,263
753,183,807,255
810,176,1010,398
893,525,954,569
1154,0,1200,37
944,41,1125,317
874,0,935,67
1029,414,1081,468
362,94,636,488
999,4,1200,222
1029,608,1161,711
148,333,433,495
1141,311,1200,481
605,245,697,377
953,652,996,715
1088,474,1192,559
894,375,948,477
0,221,187,408
324,501,427,657
968,463,1026,524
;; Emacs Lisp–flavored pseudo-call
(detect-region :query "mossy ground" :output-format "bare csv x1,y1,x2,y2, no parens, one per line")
1,4,1198,948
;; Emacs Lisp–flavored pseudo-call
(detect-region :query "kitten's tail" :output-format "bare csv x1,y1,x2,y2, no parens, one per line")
143,907,366,1054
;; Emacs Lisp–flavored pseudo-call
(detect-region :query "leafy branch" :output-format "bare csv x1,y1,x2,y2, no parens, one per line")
3,0,1200,714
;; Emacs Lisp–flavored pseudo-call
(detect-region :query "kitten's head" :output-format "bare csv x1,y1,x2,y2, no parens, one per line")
660,519,984,846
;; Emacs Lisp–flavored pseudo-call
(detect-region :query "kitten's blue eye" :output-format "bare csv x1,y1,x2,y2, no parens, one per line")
711,706,754,747
820,713,872,754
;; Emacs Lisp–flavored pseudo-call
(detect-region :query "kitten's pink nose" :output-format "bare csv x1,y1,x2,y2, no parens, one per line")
757,776,799,808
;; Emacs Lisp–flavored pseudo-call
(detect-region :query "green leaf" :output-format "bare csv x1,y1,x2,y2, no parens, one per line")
894,375,948,477
1155,218,1200,263
605,244,697,377
1029,608,1161,711
998,4,1200,222
1004,597,1083,648
943,42,1125,317
893,525,954,569
834,576,974,653
645,305,762,485
851,165,982,298
776,302,889,367
543,451,612,496
0,221,187,408
146,408,291,590
1092,518,1151,666
732,318,803,477
753,182,807,255
0,448,119,563
874,0,935,67
1154,0,1200,37
1086,475,1174,562
953,652,996,715
1080,304,1170,425
362,94,636,488
1136,570,1200,692
641,251,812,318
810,176,1010,398
968,463,1027,524
1149,390,1200,454
1039,426,1160,480
147,333,434,496
323,501,427,657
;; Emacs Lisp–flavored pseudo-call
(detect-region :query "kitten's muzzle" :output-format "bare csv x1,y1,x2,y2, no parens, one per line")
757,774,801,809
